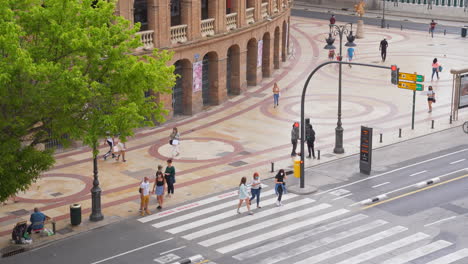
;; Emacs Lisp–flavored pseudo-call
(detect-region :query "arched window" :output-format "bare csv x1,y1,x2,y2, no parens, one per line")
134,0,148,31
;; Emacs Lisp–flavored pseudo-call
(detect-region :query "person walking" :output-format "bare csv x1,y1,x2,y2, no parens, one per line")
275,169,287,206
329,14,336,25
112,136,127,162
139,177,151,216
427,86,436,113
305,118,316,159
347,47,355,67
164,159,176,198
291,122,299,156
152,165,166,210
328,49,335,61
237,177,253,215
249,172,262,209
379,38,388,62
273,83,280,108
103,133,115,160
169,127,180,157
431,58,441,81
429,19,437,37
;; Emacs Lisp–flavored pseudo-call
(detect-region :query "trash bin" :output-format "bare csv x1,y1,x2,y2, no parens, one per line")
70,204,81,226
462,27,467,38
293,159,301,178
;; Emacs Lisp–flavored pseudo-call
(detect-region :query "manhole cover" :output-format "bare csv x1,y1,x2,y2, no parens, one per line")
228,161,248,167
9,209,29,216
56,227,73,235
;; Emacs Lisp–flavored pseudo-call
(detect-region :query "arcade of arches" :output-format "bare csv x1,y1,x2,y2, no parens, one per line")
167,17,290,117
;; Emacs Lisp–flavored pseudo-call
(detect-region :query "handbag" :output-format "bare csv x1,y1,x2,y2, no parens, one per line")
433,98,436,103
438,65,443,72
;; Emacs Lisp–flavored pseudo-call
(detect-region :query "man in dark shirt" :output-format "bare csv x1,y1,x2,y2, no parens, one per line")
379,38,388,62
164,159,176,197
305,118,316,159
27,208,46,234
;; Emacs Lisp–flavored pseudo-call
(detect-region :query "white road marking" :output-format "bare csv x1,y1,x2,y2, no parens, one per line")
314,148,468,197
153,189,276,228
426,248,468,264
372,182,390,188
232,214,369,261
159,246,186,256
255,220,387,264
381,240,452,264
332,193,352,200
450,158,466,164
424,216,457,227
293,226,409,264
199,203,332,247
410,170,427,177
334,232,430,264
351,168,468,207
216,208,349,254
184,197,308,240
90,238,173,264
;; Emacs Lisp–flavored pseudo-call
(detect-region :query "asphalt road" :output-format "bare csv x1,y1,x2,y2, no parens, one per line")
291,8,463,35
5,127,468,264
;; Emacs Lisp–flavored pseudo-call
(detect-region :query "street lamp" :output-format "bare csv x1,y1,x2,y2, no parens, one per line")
90,153,104,222
381,0,386,28
324,23,356,154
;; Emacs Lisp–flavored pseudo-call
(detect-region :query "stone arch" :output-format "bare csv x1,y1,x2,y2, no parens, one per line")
246,38,258,86
133,0,148,31
262,32,271,78
202,51,219,106
282,20,287,62
274,26,280,69
227,45,241,95
172,59,192,115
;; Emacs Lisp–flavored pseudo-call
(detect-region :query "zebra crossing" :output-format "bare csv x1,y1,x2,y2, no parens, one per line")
138,186,468,264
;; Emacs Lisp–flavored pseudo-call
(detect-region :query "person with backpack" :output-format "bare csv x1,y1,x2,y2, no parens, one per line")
305,118,316,159
431,58,441,81
12,222,27,244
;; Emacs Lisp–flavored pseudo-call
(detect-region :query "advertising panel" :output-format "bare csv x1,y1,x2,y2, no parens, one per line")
257,40,263,68
459,74,468,109
192,61,202,92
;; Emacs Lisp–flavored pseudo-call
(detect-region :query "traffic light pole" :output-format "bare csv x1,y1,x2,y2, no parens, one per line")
300,61,392,189
412,90,416,130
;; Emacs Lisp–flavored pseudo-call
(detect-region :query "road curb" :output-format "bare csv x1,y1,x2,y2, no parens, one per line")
360,194,388,205
173,254,204,264
415,177,441,188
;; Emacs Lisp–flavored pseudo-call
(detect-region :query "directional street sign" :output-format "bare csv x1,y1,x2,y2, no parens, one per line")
398,81,424,91
399,72,425,82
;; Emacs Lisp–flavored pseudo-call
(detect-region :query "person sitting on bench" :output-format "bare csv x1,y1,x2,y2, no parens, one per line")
27,208,46,234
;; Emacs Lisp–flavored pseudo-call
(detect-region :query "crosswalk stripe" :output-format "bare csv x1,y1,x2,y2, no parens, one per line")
232,214,369,261
138,190,240,223
216,208,350,254
334,232,430,264
170,196,311,235
199,203,332,247
293,226,408,264
425,248,468,264
152,189,277,228
255,219,388,264
381,240,452,264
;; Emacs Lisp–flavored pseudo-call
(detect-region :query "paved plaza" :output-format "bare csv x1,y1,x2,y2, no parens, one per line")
1,9,468,250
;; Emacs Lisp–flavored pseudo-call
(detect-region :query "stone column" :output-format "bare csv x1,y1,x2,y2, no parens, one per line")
254,0,262,22
232,0,246,28
210,0,227,33
115,0,133,23
267,0,274,16
148,0,171,48
239,47,248,92
181,0,201,41
212,56,228,104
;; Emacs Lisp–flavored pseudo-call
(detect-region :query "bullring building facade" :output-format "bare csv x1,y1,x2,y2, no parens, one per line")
116,0,292,118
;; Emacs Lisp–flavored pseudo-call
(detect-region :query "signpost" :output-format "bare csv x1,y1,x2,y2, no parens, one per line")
397,72,425,130
360,126,373,175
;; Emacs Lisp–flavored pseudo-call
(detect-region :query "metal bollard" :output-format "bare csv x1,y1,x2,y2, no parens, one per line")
380,133,383,143
444,29,446,35
431,120,434,129
317,150,320,160
399,128,402,138
401,25,403,30
271,162,274,173
450,115,453,124
387,24,389,29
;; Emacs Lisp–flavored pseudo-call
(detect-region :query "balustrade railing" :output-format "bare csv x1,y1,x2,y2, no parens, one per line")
201,18,215,37
261,2,269,19
136,30,154,50
246,7,255,24
226,13,238,31
170,24,188,44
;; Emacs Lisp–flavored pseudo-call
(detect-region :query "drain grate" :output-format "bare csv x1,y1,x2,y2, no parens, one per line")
1,246,26,258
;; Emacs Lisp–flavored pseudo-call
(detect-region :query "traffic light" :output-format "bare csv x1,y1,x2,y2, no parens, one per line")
391,65,399,85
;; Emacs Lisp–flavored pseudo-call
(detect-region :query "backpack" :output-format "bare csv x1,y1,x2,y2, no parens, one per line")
12,223,27,244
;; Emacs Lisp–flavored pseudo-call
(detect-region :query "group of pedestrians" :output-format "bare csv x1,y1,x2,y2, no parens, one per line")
103,134,127,162
290,119,316,159
236,169,288,215
139,159,176,216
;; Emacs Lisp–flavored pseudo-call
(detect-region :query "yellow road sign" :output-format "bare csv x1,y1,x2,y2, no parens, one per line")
399,72,417,82
398,81,424,91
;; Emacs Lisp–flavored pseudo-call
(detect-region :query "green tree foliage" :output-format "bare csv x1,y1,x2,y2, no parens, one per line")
0,0,176,202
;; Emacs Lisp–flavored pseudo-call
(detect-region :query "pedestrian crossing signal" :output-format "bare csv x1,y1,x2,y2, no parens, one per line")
391,65,399,85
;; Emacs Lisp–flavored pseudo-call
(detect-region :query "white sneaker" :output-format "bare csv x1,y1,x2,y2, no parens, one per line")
276,201,280,206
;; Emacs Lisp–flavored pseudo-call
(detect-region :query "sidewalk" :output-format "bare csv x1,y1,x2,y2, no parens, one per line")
2,12,468,253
